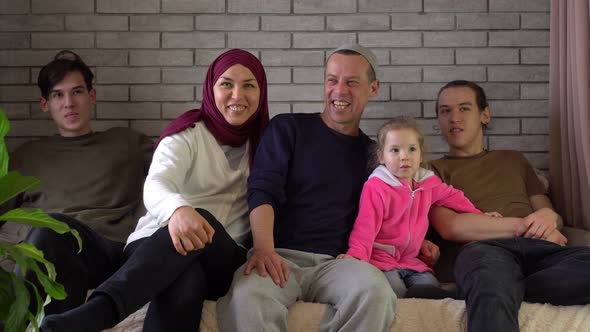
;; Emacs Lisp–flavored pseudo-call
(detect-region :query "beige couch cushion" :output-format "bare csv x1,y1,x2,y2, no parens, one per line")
106,299,590,332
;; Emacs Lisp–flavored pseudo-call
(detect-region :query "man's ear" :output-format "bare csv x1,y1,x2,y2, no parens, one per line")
89,88,97,105
370,79,380,97
39,96,49,113
481,106,491,125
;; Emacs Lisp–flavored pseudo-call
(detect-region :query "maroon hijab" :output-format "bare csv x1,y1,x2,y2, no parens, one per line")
155,49,269,166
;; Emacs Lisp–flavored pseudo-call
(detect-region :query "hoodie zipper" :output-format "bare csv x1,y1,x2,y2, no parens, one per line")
402,185,422,256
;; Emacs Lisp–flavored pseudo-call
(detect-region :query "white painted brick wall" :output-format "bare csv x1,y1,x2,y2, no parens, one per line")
229,0,289,14
97,32,159,48
0,0,29,14
66,15,129,31
425,0,487,13
32,0,93,14
96,68,160,84
456,48,519,64
195,15,259,31
0,68,29,84
130,16,193,31
0,33,30,48
294,0,356,14
327,15,389,31
358,0,421,13
97,103,161,119
1,103,29,119
456,13,519,30
0,16,63,31
130,50,193,66
162,32,225,48
0,1,552,169
97,0,159,14
31,33,95,49
521,84,549,99
390,14,454,30
262,16,324,31
162,0,224,13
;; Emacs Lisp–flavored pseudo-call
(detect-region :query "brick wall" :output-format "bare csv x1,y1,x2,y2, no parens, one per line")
0,0,550,169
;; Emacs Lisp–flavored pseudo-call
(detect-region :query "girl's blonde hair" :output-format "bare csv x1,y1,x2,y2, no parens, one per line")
369,116,426,170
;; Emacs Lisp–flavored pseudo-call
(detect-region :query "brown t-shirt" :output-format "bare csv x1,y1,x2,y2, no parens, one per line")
9,127,153,242
429,150,547,218
427,150,547,282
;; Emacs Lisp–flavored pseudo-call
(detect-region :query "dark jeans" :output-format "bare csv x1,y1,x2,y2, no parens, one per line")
23,213,124,314
455,237,590,332
93,208,247,332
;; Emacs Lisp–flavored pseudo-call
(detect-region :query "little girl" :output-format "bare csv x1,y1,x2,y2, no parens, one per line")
338,116,498,298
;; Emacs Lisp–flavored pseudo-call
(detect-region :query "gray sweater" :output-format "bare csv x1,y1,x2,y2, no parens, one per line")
9,127,153,242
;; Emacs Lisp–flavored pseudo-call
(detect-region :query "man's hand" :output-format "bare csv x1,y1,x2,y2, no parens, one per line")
523,207,559,240
244,248,289,287
418,239,440,267
168,206,215,256
541,228,568,246
336,253,355,259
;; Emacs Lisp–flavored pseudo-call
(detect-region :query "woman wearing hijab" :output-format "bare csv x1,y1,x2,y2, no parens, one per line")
41,49,270,332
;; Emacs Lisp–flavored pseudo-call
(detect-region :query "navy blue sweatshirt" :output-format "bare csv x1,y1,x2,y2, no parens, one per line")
248,113,373,257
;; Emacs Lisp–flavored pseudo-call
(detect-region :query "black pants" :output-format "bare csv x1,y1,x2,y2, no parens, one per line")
455,237,590,332
92,208,246,332
23,213,124,314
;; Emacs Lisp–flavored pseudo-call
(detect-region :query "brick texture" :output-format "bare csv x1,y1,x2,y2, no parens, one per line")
1,2,552,169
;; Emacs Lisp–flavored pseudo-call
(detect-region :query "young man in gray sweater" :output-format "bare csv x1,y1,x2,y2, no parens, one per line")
5,50,152,314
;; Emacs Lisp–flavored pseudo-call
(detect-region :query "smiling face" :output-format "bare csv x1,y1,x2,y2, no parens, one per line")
213,64,260,126
379,128,423,184
40,71,95,137
322,53,380,136
437,86,490,157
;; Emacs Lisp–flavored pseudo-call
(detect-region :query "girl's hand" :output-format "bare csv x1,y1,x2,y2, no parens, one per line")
418,239,440,267
484,211,503,218
336,254,355,259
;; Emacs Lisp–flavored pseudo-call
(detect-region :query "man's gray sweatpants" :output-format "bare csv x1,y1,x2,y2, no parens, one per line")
217,248,396,332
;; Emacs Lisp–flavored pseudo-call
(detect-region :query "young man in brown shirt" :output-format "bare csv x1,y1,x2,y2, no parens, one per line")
429,80,590,332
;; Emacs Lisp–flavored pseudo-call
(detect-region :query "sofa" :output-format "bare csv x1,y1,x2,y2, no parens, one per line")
101,226,590,332
2,223,590,332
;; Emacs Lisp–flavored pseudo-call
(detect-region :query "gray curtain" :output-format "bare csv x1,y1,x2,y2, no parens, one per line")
549,0,590,230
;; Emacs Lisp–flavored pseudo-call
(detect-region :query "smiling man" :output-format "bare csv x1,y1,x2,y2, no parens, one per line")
7,50,152,315
217,44,395,332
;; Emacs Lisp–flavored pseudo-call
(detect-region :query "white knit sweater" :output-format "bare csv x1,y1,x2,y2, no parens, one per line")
127,122,250,246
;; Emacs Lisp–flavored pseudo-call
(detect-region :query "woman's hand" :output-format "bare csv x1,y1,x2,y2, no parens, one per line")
244,248,289,287
168,206,215,255
484,211,503,218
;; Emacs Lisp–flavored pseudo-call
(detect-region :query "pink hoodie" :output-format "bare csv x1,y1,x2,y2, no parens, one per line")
346,165,481,272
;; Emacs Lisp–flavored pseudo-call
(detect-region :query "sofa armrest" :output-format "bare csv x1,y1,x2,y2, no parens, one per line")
562,226,590,247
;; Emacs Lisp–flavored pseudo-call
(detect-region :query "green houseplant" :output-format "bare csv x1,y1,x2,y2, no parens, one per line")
0,108,82,332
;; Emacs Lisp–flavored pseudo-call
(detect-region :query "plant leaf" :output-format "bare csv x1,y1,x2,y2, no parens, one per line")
4,272,30,332
8,243,66,300
0,171,41,206
0,109,8,137
26,279,44,332
0,109,9,177
10,243,57,280
29,260,66,300
0,268,16,321
0,209,82,252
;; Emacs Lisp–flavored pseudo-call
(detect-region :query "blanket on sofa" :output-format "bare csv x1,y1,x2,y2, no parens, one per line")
107,299,590,332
